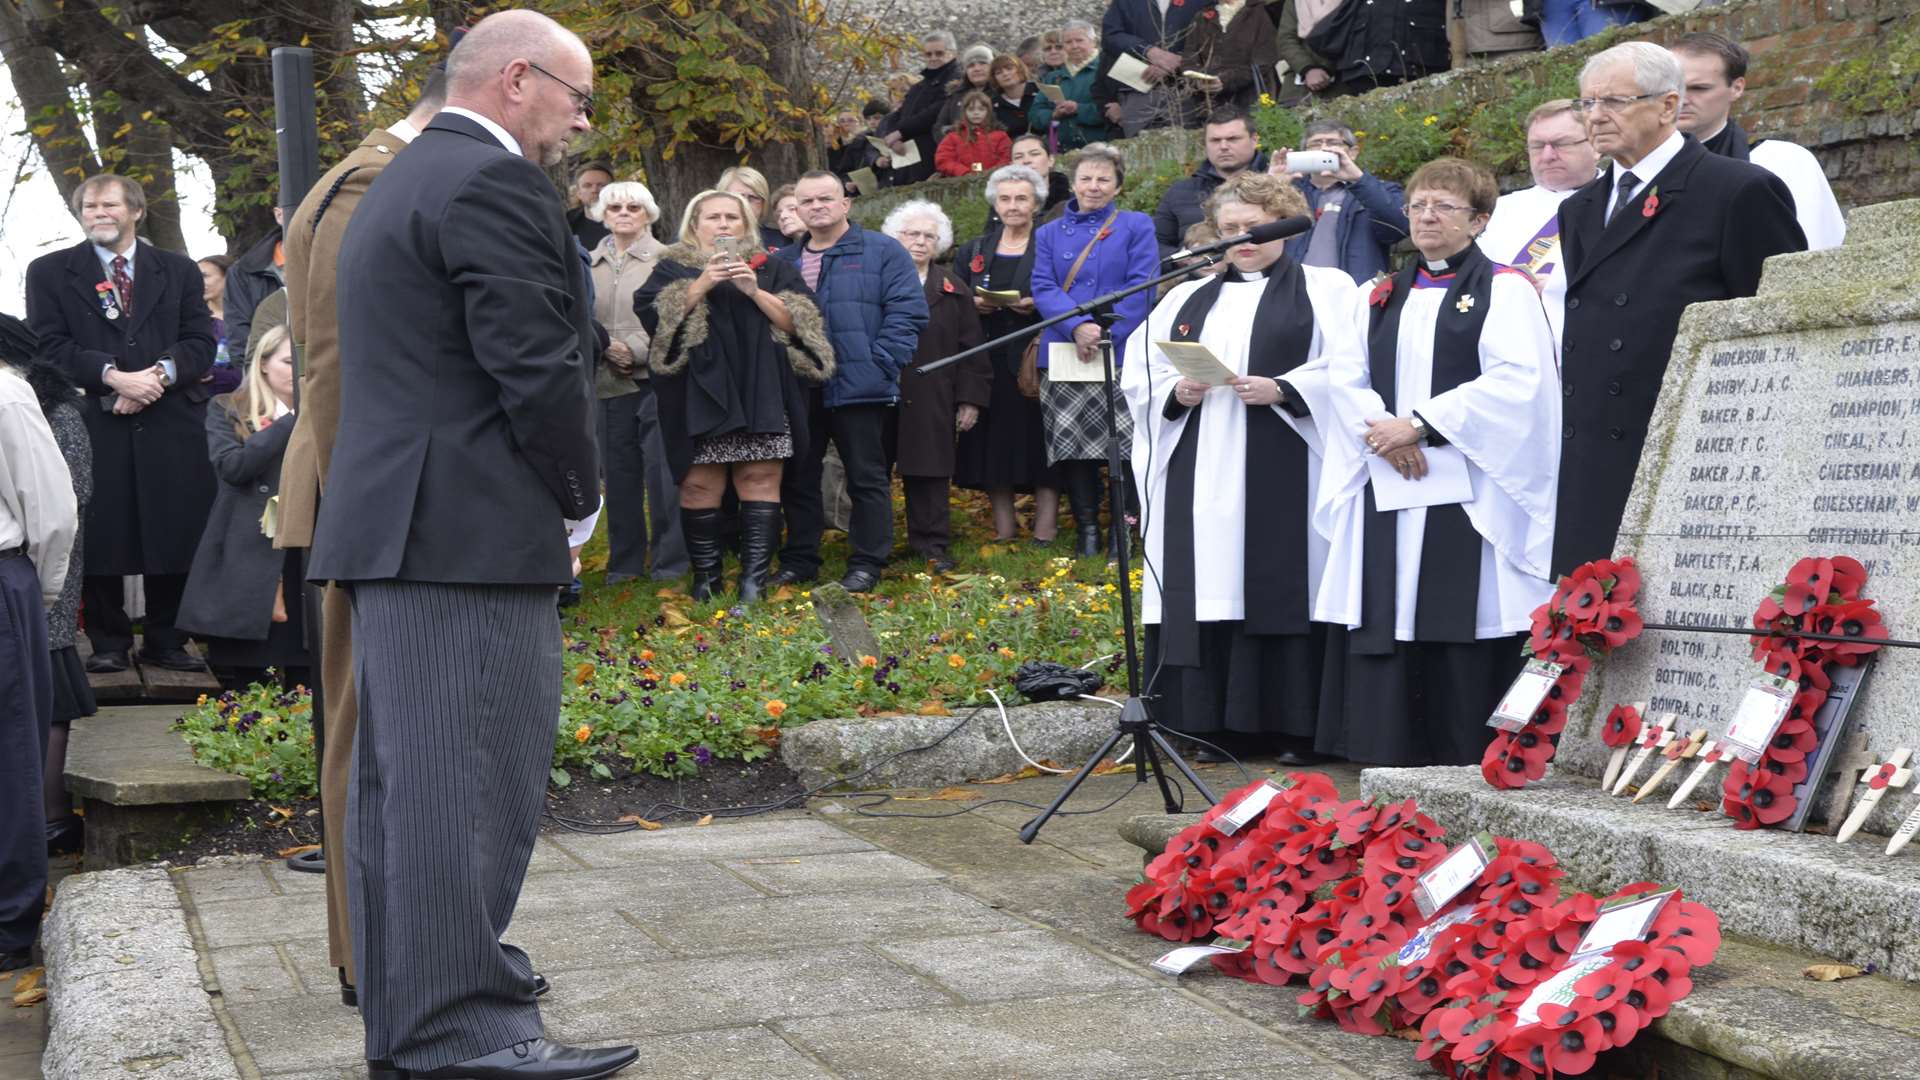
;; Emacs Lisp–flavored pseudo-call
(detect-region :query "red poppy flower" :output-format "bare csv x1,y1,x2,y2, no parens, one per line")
1830,556,1868,599
1641,191,1660,218
1594,600,1644,649
1563,577,1606,625
747,251,768,270
1368,276,1393,307
1810,599,1889,658
968,253,985,274
1764,717,1821,762
1783,557,1835,615
1601,704,1643,749
1602,557,1642,604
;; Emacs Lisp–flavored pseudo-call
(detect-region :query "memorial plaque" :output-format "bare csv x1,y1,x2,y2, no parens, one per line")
1562,199,1920,837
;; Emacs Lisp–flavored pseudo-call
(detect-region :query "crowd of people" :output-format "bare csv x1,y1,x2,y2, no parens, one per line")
0,8,1849,1078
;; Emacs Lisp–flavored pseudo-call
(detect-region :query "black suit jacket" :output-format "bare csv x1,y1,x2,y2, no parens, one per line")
1551,135,1804,574
23,239,217,574
308,112,598,586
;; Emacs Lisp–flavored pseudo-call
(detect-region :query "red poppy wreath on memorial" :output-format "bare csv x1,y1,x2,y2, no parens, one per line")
1723,556,1889,829
1482,558,1646,790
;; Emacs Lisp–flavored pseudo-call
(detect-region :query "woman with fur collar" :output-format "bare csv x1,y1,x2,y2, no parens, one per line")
633,190,834,603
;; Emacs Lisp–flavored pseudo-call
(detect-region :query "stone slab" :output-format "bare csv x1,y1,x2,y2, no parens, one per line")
870,929,1154,1003
64,706,249,805
543,815,870,868
39,868,241,1080
205,943,304,1005
191,891,331,950
584,1027,834,1079
780,700,1125,790
635,883,1027,956
720,848,946,895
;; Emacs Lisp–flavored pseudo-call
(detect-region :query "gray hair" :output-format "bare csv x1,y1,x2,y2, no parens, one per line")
1301,119,1356,147
588,181,660,224
1060,19,1097,40
70,173,146,218
924,30,957,51
1071,142,1125,187
985,164,1049,206
1581,41,1683,98
881,199,954,257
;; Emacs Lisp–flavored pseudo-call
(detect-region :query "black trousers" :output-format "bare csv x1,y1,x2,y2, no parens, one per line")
902,475,951,556
83,571,187,653
0,555,53,953
778,399,896,577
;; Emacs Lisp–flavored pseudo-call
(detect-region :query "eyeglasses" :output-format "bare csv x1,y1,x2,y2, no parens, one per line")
604,203,647,213
1405,201,1473,217
1571,92,1664,113
527,61,595,120
1526,137,1590,153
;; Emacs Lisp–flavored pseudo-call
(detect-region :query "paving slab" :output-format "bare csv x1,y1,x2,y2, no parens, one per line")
206,943,305,1005
585,1027,835,1079
636,883,1028,955
720,848,946,895
871,928,1154,1002
545,816,872,868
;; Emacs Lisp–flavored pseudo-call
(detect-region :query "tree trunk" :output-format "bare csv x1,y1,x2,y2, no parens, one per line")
86,78,189,254
0,1,99,211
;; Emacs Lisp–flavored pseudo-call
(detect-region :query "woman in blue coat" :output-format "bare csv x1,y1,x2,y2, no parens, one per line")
1031,143,1157,557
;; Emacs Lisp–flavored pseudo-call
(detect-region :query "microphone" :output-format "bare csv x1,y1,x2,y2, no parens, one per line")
1163,215,1312,262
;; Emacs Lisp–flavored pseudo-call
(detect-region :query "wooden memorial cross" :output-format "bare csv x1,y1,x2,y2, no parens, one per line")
1666,738,1732,810
1837,748,1913,845
1815,733,1879,834
1612,718,1675,797
1633,729,1708,805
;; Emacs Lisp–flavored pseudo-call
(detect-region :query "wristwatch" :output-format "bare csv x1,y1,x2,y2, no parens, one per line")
1408,414,1429,443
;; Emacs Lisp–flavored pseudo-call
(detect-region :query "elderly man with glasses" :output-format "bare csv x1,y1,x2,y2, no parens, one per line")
1268,119,1409,283
879,31,959,185
1550,41,1803,575
1477,98,1601,340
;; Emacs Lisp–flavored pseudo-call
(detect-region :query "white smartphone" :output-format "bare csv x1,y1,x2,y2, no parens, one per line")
1285,150,1341,174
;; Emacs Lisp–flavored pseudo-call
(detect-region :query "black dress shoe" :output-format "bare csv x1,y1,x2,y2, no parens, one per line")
1190,745,1233,764
408,1038,639,1080
533,972,549,997
838,569,880,593
84,649,129,673
136,646,207,672
767,567,815,588
368,1061,405,1080
46,815,83,856
930,554,956,573
1276,750,1334,767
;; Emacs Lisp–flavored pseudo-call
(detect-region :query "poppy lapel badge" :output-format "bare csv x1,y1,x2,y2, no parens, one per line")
1641,186,1661,219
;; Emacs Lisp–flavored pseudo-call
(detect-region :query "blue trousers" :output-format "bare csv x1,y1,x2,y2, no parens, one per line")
1540,0,1648,45
0,554,53,954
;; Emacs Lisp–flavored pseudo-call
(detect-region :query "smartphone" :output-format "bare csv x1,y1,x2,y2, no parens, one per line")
1286,150,1341,174
713,235,743,260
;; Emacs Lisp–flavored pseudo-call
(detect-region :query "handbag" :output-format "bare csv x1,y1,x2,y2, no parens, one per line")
1018,206,1121,399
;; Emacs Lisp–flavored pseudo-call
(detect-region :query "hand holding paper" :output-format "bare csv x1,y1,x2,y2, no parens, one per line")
1154,340,1236,386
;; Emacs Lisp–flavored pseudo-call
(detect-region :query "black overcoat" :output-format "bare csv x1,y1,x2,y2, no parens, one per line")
176,396,293,641
896,266,989,478
24,239,216,575
1551,135,1804,574
308,112,600,586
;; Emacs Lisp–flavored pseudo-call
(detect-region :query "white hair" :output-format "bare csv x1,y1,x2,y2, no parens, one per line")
985,164,1048,207
924,30,957,51
1580,41,1683,98
1060,19,1097,40
588,181,660,224
881,199,954,257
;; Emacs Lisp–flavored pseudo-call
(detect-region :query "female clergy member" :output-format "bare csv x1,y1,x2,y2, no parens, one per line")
1314,157,1560,767
1121,171,1364,761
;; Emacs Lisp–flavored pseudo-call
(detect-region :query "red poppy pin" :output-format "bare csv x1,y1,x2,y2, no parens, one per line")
748,251,768,270
969,253,986,274
1367,276,1393,308
1870,762,1902,790
1097,228,1113,241
1641,186,1661,218
1176,322,1191,337
942,278,957,294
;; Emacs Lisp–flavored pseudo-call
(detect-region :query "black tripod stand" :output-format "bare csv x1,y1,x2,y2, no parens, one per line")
917,256,1228,844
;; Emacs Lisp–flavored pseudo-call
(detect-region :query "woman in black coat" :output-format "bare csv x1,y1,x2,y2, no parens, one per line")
952,164,1062,544
176,325,311,689
882,201,991,572
634,190,835,602
989,56,1038,138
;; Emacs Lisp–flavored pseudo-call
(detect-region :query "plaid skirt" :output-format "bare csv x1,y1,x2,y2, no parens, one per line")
1041,374,1133,465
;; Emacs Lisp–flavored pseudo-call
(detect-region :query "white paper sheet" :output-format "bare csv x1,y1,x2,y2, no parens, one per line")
1154,340,1237,386
1107,52,1156,93
1048,340,1108,383
1364,444,1472,511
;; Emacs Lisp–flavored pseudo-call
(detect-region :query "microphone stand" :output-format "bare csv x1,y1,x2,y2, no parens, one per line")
918,251,1227,843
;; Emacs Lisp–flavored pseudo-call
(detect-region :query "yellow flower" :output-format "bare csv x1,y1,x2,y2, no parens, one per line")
766,699,788,718
669,672,688,687
196,693,208,706
574,724,592,743
1423,115,1438,126
1259,92,1275,107
948,654,967,669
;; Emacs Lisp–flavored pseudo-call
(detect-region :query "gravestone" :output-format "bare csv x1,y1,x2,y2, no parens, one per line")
1553,197,1920,837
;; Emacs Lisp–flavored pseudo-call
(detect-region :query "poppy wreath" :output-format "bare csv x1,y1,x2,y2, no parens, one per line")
1415,882,1721,1079
1723,556,1888,829
1124,773,1342,943
1482,559,1645,790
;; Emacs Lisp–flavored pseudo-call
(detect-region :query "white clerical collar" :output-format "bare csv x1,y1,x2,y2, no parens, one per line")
441,106,523,157
1226,267,1268,282
1614,129,1683,188
388,118,422,144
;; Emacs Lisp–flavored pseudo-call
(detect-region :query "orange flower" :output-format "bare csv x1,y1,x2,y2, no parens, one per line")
574,724,592,743
948,654,967,669
766,700,788,718
639,649,655,663
998,647,1015,659
860,655,879,668
669,672,688,687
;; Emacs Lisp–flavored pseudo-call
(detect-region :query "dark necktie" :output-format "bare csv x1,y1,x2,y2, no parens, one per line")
110,255,133,317
1608,170,1639,226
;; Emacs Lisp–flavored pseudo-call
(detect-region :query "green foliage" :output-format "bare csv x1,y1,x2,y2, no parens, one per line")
1254,104,1303,154
1815,23,1920,119
1118,158,1193,216
174,682,317,802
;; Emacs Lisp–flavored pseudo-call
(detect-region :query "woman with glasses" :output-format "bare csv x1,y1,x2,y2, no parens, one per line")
1314,157,1560,767
718,166,782,251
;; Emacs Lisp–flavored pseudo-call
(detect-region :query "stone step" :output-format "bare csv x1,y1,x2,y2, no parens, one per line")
780,700,1126,790
1758,234,1920,295
1119,796,1920,1080
65,705,251,867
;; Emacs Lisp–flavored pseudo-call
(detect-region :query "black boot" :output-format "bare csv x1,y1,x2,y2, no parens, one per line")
1066,464,1101,558
737,501,782,603
681,507,725,602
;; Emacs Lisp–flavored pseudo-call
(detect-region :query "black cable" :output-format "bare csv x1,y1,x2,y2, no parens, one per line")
1640,621,1920,651
834,778,1148,820
1155,727,1254,787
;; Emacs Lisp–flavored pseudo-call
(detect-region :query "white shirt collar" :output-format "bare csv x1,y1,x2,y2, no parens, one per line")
440,106,523,158
93,241,135,274
1612,129,1684,193
388,118,422,144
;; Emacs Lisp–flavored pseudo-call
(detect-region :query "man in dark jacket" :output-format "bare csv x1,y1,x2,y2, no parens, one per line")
223,207,283,370
771,171,929,592
564,161,612,250
1153,108,1268,257
25,173,217,674
1305,0,1448,92
1277,119,1409,283
1102,0,1207,134
881,33,958,186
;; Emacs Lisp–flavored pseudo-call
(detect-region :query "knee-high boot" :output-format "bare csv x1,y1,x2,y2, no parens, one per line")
1066,463,1101,558
737,501,782,603
681,507,725,602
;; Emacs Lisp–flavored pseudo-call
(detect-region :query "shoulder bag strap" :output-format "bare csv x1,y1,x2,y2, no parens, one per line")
1060,206,1123,292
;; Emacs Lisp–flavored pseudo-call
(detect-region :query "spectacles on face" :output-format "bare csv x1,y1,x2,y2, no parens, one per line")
1571,92,1663,114
923,48,953,61
1302,138,1351,151
1526,137,1589,154
527,62,596,120
1405,201,1473,218
604,203,647,214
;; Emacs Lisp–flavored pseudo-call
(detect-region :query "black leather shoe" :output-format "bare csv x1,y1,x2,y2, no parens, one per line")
838,569,880,593
1276,750,1334,767
368,1061,405,1080
556,578,584,608
136,646,207,672
930,555,956,574
46,815,83,856
1190,745,1233,764
533,972,550,997
767,567,815,588
84,649,129,673
408,1038,639,1080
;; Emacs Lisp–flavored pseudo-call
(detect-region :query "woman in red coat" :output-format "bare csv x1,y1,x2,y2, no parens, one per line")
935,92,1014,177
